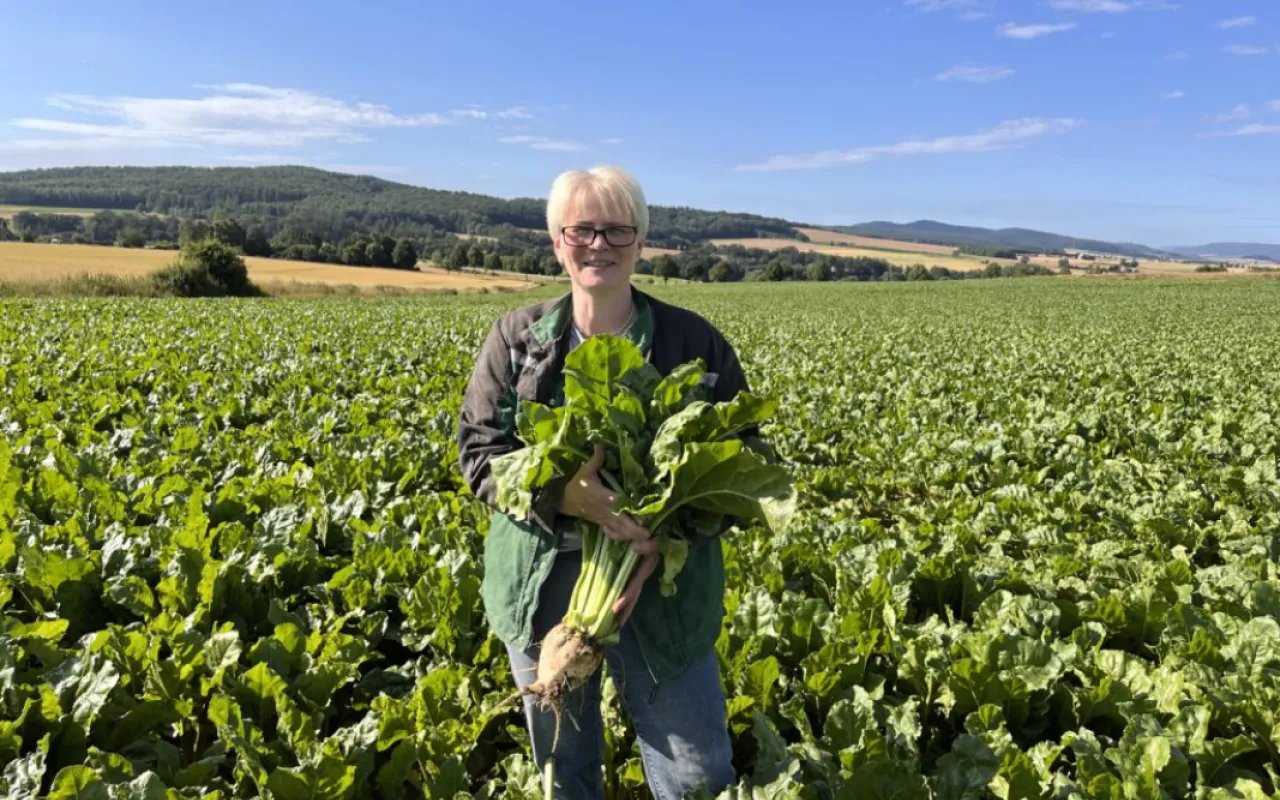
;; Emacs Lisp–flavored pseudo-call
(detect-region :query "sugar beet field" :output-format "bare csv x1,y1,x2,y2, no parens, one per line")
1,280,1279,799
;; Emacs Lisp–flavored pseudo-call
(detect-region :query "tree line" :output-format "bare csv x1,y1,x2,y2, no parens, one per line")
2,209,1062,283
0,166,801,248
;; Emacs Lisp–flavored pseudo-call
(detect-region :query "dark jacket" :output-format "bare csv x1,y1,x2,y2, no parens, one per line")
457,287,751,684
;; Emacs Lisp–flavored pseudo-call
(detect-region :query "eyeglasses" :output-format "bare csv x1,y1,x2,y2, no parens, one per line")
560,225,638,248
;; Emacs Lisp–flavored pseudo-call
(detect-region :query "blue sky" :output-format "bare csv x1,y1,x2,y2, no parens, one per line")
1,0,1277,245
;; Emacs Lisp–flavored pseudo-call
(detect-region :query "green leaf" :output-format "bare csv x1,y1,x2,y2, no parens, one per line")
48,766,108,800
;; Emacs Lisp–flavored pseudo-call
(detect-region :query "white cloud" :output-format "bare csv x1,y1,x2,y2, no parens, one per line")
497,106,534,119
998,22,1078,39
450,108,487,119
734,117,1079,172
6,84,454,152
1224,44,1270,56
1045,1,1177,11
1212,104,1251,122
1161,90,1185,100
601,137,625,145
1269,100,1280,113
498,135,589,152
936,64,1014,82
1217,16,1256,29
1047,0,1130,12
1162,50,1190,60
1223,123,1280,136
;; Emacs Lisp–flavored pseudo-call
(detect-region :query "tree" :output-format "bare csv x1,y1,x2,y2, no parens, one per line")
680,259,707,282
709,261,735,282
468,246,485,268
151,238,258,297
446,243,469,271
116,226,146,248
1019,255,1030,265
340,236,369,266
392,239,418,270
805,260,830,282
905,264,932,281
765,259,791,281
179,219,212,246
211,213,246,249
1058,257,1071,271
484,251,503,271
651,254,679,281
243,225,273,257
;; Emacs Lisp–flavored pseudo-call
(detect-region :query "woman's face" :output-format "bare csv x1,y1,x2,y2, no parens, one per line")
554,193,641,294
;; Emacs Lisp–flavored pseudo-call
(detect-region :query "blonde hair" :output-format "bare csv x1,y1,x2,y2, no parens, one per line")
546,165,649,244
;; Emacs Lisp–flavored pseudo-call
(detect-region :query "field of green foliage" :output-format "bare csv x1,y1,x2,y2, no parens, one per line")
1,280,1279,799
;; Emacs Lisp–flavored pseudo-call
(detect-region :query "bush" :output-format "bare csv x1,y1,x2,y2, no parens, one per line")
150,238,261,297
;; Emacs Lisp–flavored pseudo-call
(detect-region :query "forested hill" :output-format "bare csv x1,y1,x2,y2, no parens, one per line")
0,165,799,247
836,220,1171,260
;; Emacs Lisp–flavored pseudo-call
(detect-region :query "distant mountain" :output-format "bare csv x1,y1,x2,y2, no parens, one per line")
1164,242,1280,262
835,219,1171,259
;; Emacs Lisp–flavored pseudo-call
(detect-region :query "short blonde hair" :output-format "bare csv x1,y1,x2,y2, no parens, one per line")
546,165,649,244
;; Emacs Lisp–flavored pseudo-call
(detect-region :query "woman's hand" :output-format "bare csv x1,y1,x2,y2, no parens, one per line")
559,445,658,557
613,551,659,627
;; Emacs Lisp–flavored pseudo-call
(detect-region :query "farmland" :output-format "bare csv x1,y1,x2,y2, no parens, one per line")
2,280,1280,798
0,242,538,294
710,237,1006,272
0,205,103,219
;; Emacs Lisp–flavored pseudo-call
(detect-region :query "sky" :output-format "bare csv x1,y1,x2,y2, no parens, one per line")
0,0,1277,246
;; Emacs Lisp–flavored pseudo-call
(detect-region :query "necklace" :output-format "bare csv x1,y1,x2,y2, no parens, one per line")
573,303,635,340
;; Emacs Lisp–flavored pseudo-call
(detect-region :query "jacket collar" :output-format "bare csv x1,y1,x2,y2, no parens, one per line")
524,285,654,356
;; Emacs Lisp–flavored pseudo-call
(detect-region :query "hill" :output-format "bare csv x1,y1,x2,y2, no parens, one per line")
834,219,1171,260
0,166,799,248
1165,242,1280,262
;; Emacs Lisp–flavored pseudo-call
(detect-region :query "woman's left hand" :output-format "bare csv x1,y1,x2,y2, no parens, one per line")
613,551,660,627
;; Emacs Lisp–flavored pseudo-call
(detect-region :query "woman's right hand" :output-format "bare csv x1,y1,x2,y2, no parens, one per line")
559,445,658,556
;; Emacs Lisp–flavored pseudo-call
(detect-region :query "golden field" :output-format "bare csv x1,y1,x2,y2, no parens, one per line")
793,227,957,255
0,242,537,292
710,237,1003,271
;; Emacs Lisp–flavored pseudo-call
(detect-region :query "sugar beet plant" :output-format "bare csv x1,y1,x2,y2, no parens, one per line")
1,280,1279,799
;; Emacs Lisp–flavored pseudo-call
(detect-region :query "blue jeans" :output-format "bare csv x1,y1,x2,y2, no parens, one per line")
506,549,736,800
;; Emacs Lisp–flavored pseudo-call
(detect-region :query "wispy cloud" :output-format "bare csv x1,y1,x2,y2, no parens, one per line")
1217,15,1256,29
601,137,625,145
1047,0,1130,12
498,135,589,152
1221,123,1280,136
1269,100,1280,113
1212,104,1251,122
936,64,1015,82
734,117,1079,172
497,106,534,120
998,22,1078,39
6,84,454,152
1224,44,1270,56
1046,1,1177,11
1161,90,1185,100
1161,50,1190,60
450,108,487,119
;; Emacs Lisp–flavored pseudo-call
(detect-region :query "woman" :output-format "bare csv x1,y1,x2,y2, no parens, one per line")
458,166,750,798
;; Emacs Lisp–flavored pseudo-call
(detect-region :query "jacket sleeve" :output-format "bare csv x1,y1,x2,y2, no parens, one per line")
708,328,775,460
457,320,564,535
